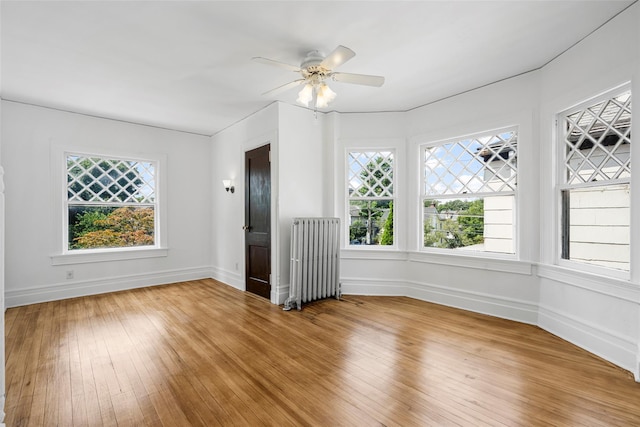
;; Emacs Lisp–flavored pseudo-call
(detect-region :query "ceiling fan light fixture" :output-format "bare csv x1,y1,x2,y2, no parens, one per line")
296,83,313,107
315,83,336,108
256,45,382,111
318,83,336,104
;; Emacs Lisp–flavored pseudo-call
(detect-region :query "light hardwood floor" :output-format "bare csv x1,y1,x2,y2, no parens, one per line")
5,278,640,426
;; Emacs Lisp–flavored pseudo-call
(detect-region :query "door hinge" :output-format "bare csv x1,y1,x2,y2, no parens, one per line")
268,150,271,162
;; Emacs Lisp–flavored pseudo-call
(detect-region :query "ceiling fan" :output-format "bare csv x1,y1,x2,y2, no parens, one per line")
252,45,385,109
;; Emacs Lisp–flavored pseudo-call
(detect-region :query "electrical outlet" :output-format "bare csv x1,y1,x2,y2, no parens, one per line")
235,262,239,271
66,270,74,280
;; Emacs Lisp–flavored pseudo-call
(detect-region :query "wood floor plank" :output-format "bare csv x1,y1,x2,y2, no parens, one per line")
5,278,640,426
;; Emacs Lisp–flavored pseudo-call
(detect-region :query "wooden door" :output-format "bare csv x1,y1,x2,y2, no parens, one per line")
244,144,271,299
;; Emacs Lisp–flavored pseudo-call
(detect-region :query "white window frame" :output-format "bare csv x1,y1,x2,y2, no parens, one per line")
419,126,519,259
346,148,396,249
555,84,631,279
50,146,168,265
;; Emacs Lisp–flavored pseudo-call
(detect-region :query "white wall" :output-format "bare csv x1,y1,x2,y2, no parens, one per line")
210,102,327,304
636,0,640,382
406,71,540,261
210,103,279,292
0,90,6,424
1,101,212,306
276,103,326,300
537,2,640,378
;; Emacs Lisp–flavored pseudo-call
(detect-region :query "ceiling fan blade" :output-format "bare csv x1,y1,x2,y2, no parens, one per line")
262,79,306,96
252,57,300,72
320,45,355,70
332,72,385,87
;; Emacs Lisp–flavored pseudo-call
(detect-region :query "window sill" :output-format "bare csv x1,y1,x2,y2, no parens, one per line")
51,247,168,265
408,250,532,275
340,248,533,275
341,248,405,260
537,263,638,302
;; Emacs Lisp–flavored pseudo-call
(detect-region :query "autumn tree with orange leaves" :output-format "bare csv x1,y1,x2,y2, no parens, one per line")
72,207,154,249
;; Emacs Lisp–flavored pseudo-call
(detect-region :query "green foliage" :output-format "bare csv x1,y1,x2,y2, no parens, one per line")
70,207,109,237
349,200,384,244
458,199,484,246
69,206,113,249
424,199,473,212
379,202,394,245
424,198,484,249
349,199,394,245
350,220,367,242
423,222,440,247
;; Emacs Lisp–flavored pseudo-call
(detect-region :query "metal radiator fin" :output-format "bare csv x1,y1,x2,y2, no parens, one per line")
284,218,340,311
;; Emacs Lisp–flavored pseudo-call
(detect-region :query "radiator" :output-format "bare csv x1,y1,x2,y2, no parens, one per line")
283,217,341,311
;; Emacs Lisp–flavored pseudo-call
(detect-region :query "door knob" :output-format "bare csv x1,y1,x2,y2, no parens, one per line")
242,225,251,230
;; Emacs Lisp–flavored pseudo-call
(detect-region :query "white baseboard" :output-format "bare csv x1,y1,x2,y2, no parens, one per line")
405,280,538,325
341,278,407,297
274,284,290,305
341,277,538,325
0,394,4,426
5,266,213,308
210,266,244,291
538,304,637,376
210,268,289,305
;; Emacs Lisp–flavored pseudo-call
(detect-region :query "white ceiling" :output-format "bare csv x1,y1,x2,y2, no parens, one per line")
1,1,635,136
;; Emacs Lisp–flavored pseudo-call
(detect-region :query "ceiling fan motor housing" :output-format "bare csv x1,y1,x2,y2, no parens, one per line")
301,50,329,82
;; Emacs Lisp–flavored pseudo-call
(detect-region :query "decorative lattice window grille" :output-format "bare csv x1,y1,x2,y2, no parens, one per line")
558,87,631,272
65,154,157,251
67,156,156,204
423,131,517,196
563,91,631,185
348,151,394,199
347,150,395,246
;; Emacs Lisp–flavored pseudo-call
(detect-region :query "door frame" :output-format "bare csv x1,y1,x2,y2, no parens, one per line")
242,132,279,304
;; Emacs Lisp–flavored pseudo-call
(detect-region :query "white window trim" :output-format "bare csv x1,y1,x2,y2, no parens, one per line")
418,126,519,259
554,84,631,280
50,145,168,265
346,148,397,249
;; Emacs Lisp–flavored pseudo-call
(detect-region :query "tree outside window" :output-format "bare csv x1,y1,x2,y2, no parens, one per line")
348,151,394,246
424,198,484,249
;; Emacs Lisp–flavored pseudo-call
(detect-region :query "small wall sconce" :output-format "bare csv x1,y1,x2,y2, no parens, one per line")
222,179,235,193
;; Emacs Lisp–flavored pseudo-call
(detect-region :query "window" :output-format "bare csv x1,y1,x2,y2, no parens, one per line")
348,150,394,246
421,128,517,254
65,153,157,251
558,88,631,272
